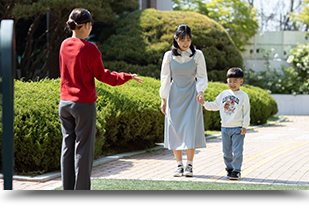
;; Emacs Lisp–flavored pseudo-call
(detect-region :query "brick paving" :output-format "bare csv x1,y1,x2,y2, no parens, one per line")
1,115,309,190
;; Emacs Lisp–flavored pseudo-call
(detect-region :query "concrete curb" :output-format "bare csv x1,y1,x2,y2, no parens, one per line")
0,146,165,182
0,116,285,182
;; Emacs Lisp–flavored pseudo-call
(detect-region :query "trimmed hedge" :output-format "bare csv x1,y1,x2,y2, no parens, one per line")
0,77,277,174
98,9,243,81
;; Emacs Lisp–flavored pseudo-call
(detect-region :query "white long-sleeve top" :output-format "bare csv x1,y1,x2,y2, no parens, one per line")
203,89,250,128
159,49,208,99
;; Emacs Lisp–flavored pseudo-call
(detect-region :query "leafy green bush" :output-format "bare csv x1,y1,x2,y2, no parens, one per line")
2,79,62,174
98,9,243,81
95,77,163,154
0,77,164,174
245,66,309,95
287,43,309,81
0,78,276,174
245,48,309,95
103,61,161,79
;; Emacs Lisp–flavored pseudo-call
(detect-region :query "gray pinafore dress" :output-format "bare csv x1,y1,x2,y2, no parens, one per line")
164,53,207,150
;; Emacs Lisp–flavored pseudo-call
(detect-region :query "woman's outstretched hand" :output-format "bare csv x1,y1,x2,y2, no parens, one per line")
131,74,143,83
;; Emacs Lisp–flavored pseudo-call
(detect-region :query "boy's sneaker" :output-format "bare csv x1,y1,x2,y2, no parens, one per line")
229,171,241,180
226,169,233,178
184,164,193,177
173,165,184,177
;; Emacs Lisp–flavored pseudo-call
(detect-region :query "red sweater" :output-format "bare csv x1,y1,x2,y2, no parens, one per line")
59,37,132,104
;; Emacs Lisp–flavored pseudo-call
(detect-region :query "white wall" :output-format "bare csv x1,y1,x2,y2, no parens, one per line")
156,0,172,11
243,59,292,73
271,94,309,115
242,31,308,75
242,31,309,60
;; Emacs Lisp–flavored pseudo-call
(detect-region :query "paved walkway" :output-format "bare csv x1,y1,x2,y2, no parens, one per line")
1,116,309,190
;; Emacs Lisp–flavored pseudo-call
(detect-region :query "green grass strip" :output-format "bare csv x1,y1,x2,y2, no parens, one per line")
55,179,309,190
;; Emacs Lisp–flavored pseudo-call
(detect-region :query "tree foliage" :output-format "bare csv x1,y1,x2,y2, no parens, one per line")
172,0,259,51
98,9,243,81
258,0,303,31
0,0,139,81
290,0,309,30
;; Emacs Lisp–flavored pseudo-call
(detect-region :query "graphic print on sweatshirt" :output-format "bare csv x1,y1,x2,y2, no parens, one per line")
222,95,239,116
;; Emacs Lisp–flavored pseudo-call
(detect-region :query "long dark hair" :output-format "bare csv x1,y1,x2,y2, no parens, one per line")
172,24,195,57
66,8,94,31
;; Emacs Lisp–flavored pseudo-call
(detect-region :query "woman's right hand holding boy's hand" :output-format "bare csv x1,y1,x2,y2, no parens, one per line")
197,91,204,105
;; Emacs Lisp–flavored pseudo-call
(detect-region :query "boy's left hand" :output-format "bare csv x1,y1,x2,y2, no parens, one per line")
197,91,204,105
241,127,247,135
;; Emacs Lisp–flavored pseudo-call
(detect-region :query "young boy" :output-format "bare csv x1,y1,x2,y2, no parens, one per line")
203,68,250,180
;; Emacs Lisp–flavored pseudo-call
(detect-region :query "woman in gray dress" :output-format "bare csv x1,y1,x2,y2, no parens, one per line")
160,24,208,177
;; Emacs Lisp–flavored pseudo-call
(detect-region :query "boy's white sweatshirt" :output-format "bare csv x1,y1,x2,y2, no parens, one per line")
203,89,250,128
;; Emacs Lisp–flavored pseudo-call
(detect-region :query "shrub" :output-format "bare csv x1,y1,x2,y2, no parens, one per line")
245,48,309,95
103,61,161,79
287,43,309,81
0,78,276,174
245,66,309,95
0,77,164,174
98,9,243,81
3,79,63,174
95,77,163,154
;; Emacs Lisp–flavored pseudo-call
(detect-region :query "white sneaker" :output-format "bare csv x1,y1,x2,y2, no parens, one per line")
184,164,193,177
173,165,184,177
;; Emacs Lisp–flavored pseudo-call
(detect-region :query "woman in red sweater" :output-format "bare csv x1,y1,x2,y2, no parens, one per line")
59,8,143,190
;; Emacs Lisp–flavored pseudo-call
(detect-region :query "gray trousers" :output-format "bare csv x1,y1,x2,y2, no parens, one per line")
59,100,96,190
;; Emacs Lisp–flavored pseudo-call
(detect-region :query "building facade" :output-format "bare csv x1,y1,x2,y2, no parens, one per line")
242,31,309,72
139,0,172,11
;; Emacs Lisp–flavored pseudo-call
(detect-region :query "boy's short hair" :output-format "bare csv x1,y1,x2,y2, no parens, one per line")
227,67,244,78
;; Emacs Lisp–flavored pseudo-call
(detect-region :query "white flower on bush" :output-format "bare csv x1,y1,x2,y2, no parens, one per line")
287,55,294,63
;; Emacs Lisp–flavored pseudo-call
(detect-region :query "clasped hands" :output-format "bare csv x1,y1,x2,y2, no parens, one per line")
160,91,205,115
196,91,204,105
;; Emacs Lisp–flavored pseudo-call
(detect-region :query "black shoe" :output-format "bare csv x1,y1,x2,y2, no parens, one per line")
226,169,233,178
173,165,184,177
229,171,241,180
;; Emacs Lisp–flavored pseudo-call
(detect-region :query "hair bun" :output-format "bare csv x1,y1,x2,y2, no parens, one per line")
66,19,77,30
66,8,93,32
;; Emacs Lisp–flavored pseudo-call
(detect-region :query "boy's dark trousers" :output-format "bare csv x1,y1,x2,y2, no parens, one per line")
59,100,96,190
